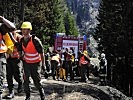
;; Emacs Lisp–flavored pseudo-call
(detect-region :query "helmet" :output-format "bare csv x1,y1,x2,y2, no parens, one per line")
83,50,88,56
21,22,32,30
101,53,105,58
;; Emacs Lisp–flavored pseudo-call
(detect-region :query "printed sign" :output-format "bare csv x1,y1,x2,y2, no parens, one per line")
62,40,78,58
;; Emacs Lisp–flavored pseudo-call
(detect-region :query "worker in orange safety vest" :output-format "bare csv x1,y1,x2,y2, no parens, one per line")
5,29,23,99
0,16,16,99
79,50,90,82
16,21,45,100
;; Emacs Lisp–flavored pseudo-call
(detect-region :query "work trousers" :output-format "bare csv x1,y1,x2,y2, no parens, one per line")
23,61,43,94
6,58,22,92
0,60,6,93
65,61,74,80
45,60,51,72
80,64,88,82
0,54,6,99
51,60,58,79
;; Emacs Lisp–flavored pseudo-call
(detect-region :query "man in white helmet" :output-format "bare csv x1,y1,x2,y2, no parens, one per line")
99,53,107,85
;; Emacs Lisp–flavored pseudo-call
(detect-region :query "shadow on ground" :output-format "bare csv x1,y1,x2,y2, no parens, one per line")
39,79,112,100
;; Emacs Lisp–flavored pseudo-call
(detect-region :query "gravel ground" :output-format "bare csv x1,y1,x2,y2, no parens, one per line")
1,75,132,100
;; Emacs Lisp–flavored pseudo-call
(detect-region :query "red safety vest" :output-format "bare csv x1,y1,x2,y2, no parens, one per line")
10,33,20,58
80,56,88,65
0,33,8,53
22,37,41,63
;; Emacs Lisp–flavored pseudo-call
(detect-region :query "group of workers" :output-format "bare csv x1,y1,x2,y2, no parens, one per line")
0,16,108,100
45,48,107,85
0,16,45,100
45,48,91,82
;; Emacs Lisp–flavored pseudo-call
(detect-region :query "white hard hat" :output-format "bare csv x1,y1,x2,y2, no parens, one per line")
101,53,105,58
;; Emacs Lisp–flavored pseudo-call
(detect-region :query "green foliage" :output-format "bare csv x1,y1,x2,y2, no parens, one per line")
96,0,125,55
64,11,78,36
96,0,133,96
0,0,79,44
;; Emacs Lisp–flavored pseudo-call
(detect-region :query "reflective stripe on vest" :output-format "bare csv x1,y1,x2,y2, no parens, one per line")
22,37,41,63
24,52,41,61
80,56,88,65
0,33,8,53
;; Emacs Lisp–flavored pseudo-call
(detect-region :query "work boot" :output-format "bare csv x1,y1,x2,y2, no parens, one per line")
17,82,23,93
25,93,30,100
6,90,14,99
39,88,45,100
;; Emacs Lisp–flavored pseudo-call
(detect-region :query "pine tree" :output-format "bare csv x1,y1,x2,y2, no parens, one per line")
64,11,78,36
96,0,133,96
123,0,133,96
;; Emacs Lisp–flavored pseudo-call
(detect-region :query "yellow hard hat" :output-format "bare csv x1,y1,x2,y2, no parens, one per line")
83,50,88,56
21,22,32,30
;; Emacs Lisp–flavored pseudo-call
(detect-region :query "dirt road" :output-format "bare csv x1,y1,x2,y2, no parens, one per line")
2,76,132,100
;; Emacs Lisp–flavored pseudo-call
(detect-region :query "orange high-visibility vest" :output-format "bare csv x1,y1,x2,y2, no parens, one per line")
10,33,20,58
0,33,8,53
80,56,88,65
22,37,41,63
